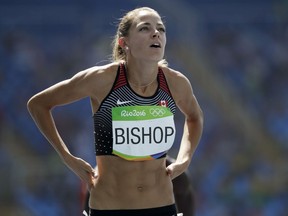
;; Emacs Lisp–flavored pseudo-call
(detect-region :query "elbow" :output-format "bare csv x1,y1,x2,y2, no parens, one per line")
186,107,204,134
27,95,51,116
27,95,39,114
197,109,204,134
198,108,204,126
190,107,204,125
27,96,35,114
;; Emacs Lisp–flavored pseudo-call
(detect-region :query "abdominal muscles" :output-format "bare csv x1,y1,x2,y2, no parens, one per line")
89,156,174,210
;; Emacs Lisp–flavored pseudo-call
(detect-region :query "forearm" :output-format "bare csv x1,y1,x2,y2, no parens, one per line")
27,99,96,187
170,116,203,179
27,98,70,159
177,117,203,167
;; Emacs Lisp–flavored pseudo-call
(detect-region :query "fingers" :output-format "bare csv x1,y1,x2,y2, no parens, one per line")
84,162,95,176
166,165,173,177
72,158,95,183
85,168,97,192
65,156,98,190
83,162,96,179
166,163,179,180
82,162,99,191
86,179,94,192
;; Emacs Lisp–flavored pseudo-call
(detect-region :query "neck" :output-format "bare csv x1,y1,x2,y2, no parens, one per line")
129,77,157,88
125,60,158,87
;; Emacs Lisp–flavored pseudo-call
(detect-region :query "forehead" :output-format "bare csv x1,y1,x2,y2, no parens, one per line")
132,10,164,26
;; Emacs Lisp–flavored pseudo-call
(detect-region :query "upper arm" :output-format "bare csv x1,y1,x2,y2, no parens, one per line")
28,67,99,110
167,69,203,121
179,77,202,121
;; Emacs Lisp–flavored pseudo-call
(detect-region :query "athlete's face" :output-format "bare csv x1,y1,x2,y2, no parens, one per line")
125,10,166,62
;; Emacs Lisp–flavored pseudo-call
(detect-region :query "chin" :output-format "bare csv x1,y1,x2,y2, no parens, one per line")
148,54,164,62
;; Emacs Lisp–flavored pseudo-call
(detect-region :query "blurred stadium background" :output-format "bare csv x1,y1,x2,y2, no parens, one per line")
0,0,287,215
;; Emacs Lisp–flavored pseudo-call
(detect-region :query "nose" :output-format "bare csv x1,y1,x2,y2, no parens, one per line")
152,29,160,38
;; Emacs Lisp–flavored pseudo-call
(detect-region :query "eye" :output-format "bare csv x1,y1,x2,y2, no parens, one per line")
139,26,149,32
158,27,166,33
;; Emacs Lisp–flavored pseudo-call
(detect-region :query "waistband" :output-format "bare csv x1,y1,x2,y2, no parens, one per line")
88,204,177,216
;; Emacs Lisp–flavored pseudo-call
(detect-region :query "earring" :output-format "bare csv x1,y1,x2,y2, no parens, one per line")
125,46,129,50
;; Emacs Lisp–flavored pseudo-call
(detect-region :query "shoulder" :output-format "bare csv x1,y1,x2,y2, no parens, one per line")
73,62,119,80
160,66,190,82
69,62,120,88
160,66,197,111
160,66,192,93
58,62,120,99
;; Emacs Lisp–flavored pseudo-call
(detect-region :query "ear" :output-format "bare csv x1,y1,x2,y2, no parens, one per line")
118,37,126,48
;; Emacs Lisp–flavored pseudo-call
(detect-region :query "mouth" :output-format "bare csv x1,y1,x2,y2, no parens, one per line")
150,43,161,48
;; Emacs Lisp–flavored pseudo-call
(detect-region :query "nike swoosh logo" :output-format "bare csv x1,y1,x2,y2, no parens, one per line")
117,99,133,105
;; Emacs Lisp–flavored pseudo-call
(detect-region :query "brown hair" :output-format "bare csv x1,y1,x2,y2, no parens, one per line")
111,7,168,66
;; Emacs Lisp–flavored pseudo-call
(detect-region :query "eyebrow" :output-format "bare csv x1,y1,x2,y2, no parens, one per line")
137,22,165,28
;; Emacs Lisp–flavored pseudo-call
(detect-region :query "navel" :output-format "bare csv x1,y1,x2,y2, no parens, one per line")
137,185,144,191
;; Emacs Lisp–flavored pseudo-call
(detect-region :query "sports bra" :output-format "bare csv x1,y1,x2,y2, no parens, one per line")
93,63,176,161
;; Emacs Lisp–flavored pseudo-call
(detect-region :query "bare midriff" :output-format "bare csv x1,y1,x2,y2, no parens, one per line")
89,156,175,210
